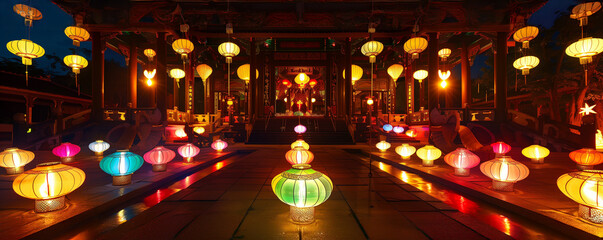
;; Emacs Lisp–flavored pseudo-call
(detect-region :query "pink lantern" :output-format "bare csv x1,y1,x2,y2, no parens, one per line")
178,143,200,163
144,146,176,172
211,139,228,152
444,148,481,176
52,142,81,163
294,124,307,134
491,142,511,156
393,126,404,134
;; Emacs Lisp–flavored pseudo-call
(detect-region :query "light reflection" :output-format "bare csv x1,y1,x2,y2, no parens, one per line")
400,171,409,182
117,209,127,224
214,161,224,171
502,215,511,235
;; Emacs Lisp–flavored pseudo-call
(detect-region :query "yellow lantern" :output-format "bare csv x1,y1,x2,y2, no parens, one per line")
513,26,539,49
0,148,34,174
193,126,205,134
64,26,90,47
361,40,383,63
521,145,550,163
226,98,234,106
571,2,602,26
63,55,88,74
557,170,603,223
566,37,603,65
218,42,240,63
295,72,310,85
387,64,404,80
13,4,42,26
367,98,374,106
395,144,416,160
404,37,428,59
13,162,85,212
416,145,442,167
438,48,452,60
291,140,310,150
196,64,213,82
144,49,156,61
237,64,259,83
144,69,156,86
376,140,391,152
6,39,45,65
343,64,364,82
172,38,194,60
513,56,539,75
170,68,185,87
413,70,428,83
480,156,529,191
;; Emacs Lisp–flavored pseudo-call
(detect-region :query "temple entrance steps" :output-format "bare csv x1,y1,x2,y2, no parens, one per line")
247,117,354,145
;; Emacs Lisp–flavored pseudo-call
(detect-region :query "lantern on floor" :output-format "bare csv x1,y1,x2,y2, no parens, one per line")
193,126,205,135
64,26,90,47
294,124,307,134
218,42,240,63
174,129,187,138
404,37,428,59
144,146,176,172
491,142,511,157
417,145,442,167
513,56,539,75
557,170,603,223
172,38,194,60
376,141,391,152
383,124,393,132
178,143,200,162
395,144,416,160
144,49,156,61
88,140,110,157
413,70,428,83
236,64,258,84
100,150,144,185
196,64,212,82
13,162,85,212
480,156,529,191
7,39,45,66
444,148,480,176
286,147,314,165
387,64,404,81
513,26,539,49
64,55,88,74
211,139,228,152
566,37,603,65
521,145,550,164
361,40,384,63
393,126,404,134
406,129,417,138
272,164,333,224
438,48,452,60
295,73,310,85
170,68,185,87
343,64,364,82
0,148,34,174
291,140,310,150
52,142,80,163
571,2,601,26
13,4,42,26
569,148,603,170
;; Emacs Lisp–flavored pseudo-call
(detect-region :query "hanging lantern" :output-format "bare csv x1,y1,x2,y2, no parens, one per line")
178,143,200,162
211,139,228,152
285,147,314,165
193,126,205,134
172,39,194,60
393,126,404,134
521,145,550,164
294,124,307,134
557,170,603,223
294,73,310,85
438,48,452,60
480,156,529,191
491,141,511,157
308,79,317,88
144,69,156,86
13,162,85,212
513,26,539,49
343,64,364,82
88,140,110,157
291,140,310,150
404,37,428,59
406,129,417,138
100,150,144,185
513,56,539,75
282,79,292,87
0,148,34,175
218,42,240,63
64,55,88,74
417,145,442,167
170,68,185,87
226,98,234,106
272,164,333,224
570,2,602,26
6,39,45,65
311,98,316,103
64,26,90,47
13,4,42,26
376,140,391,152
143,146,176,172
52,142,81,163
395,144,416,160
387,64,404,80
144,49,156,61
413,70,428,83
444,148,480,176
566,37,603,65
236,64,258,84
196,64,213,82
361,40,384,63
569,148,603,170
367,98,374,106
383,124,393,132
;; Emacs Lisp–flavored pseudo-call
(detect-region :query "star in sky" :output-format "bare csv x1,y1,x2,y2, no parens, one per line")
579,103,597,116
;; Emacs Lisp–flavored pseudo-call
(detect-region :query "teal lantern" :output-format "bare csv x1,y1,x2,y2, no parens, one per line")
100,150,143,186
272,164,333,224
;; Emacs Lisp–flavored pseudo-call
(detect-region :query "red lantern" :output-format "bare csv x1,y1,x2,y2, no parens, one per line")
52,142,81,163
285,146,314,165
308,79,317,88
144,146,176,172
282,79,291,87
178,143,200,163
569,148,603,170
491,142,511,156
444,148,480,176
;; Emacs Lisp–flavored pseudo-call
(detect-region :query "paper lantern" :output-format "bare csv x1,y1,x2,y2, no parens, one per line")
406,129,417,138
0,148,34,174
13,162,85,212
413,70,428,83
566,37,603,65
6,39,45,65
521,145,550,164
480,156,529,191
569,148,603,170
64,55,88,74
144,49,156,61
376,140,391,152
286,147,314,165
88,140,110,156
100,150,144,185
491,142,511,157
178,143,200,162
294,73,310,85
311,98,316,103
343,64,364,81
282,79,291,87
211,139,228,152
291,140,310,150
438,48,452,60
308,79,317,88
272,164,333,223
417,145,442,167
144,146,176,172
513,56,539,75
513,26,539,48
361,40,384,63
387,64,404,80
172,38,194,60
218,42,240,63
193,126,205,134
444,148,480,176
557,170,603,223
52,142,81,162
571,2,601,26
13,4,42,26
383,124,393,132
393,126,404,134
64,26,90,47
395,144,416,160
170,68,185,80
196,64,212,82
294,124,307,134
236,64,258,83
367,98,374,105
404,37,428,59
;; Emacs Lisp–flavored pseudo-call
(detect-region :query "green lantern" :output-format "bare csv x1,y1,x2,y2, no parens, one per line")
272,164,333,224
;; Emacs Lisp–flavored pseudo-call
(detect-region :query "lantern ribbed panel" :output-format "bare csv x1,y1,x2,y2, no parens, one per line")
291,140,310,150
557,170,603,208
52,143,81,158
521,145,550,159
64,26,90,43
7,39,45,65
413,70,428,81
100,151,143,176
569,148,603,166
395,144,416,158
417,145,442,161
13,4,42,20
88,140,110,154
387,64,404,80
144,146,176,165
343,64,364,81
438,48,452,59
13,162,85,199
272,166,333,207
361,41,384,57
513,56,539,75
144,49,156,59
178,143,200,158
566,37,603,64
170,68,185,79
444,148,480,169
404,37,428,59
0,148,34,168
286,147,314,165
513,26,539,48
64,55,88,73
218,42,240,58
196,64,213,81
480,157,529,182
211,140,228,151
172,39,194,55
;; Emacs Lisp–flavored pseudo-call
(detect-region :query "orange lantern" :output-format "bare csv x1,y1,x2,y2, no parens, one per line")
172,38,194,60
513,26,539,49
291,140,310,150
570,2,601,26
395,144,416,160
13,4,42,26
480,156,529,191
0,148,34,174
404,37,428,59
444,148,480,176
285,146,314,165
557,170,603,223
416,145,442,167
64,26,90,47
406,129,417,138
144,49,156,61
438,48,452,60
569,148,603,170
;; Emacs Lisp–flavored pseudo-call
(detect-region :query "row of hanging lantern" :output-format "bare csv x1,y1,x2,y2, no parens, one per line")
512,24,540,90
7,4,45,86
63,24,90,95
565,2,603,86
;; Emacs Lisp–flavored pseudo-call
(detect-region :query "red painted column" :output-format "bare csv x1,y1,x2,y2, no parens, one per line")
427,33,439,111
461,42,471,108
156,32,167,122
91,32,105,122
494,32,508,122
129,45,137,108
249,38,256,117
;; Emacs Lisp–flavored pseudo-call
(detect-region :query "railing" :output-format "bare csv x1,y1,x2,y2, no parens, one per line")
167,108,190,124
103,108,157,122
408,110,430,125
62,109,91,131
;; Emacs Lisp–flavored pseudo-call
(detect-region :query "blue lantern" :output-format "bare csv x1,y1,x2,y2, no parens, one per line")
100,150,143,186
383,124,393,132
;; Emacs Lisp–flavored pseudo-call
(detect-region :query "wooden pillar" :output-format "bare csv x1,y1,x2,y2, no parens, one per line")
325,53,332,116
26,96,35,125
91,32,105,122
156,32,168,122
405,61,414,113
345,38,352,117
461,42,471,108
208,75,214,113
427,33,439,111
494,32,508,122
256,53,265,117
128,45,137,108
185,55,194,115
249,38,256,117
